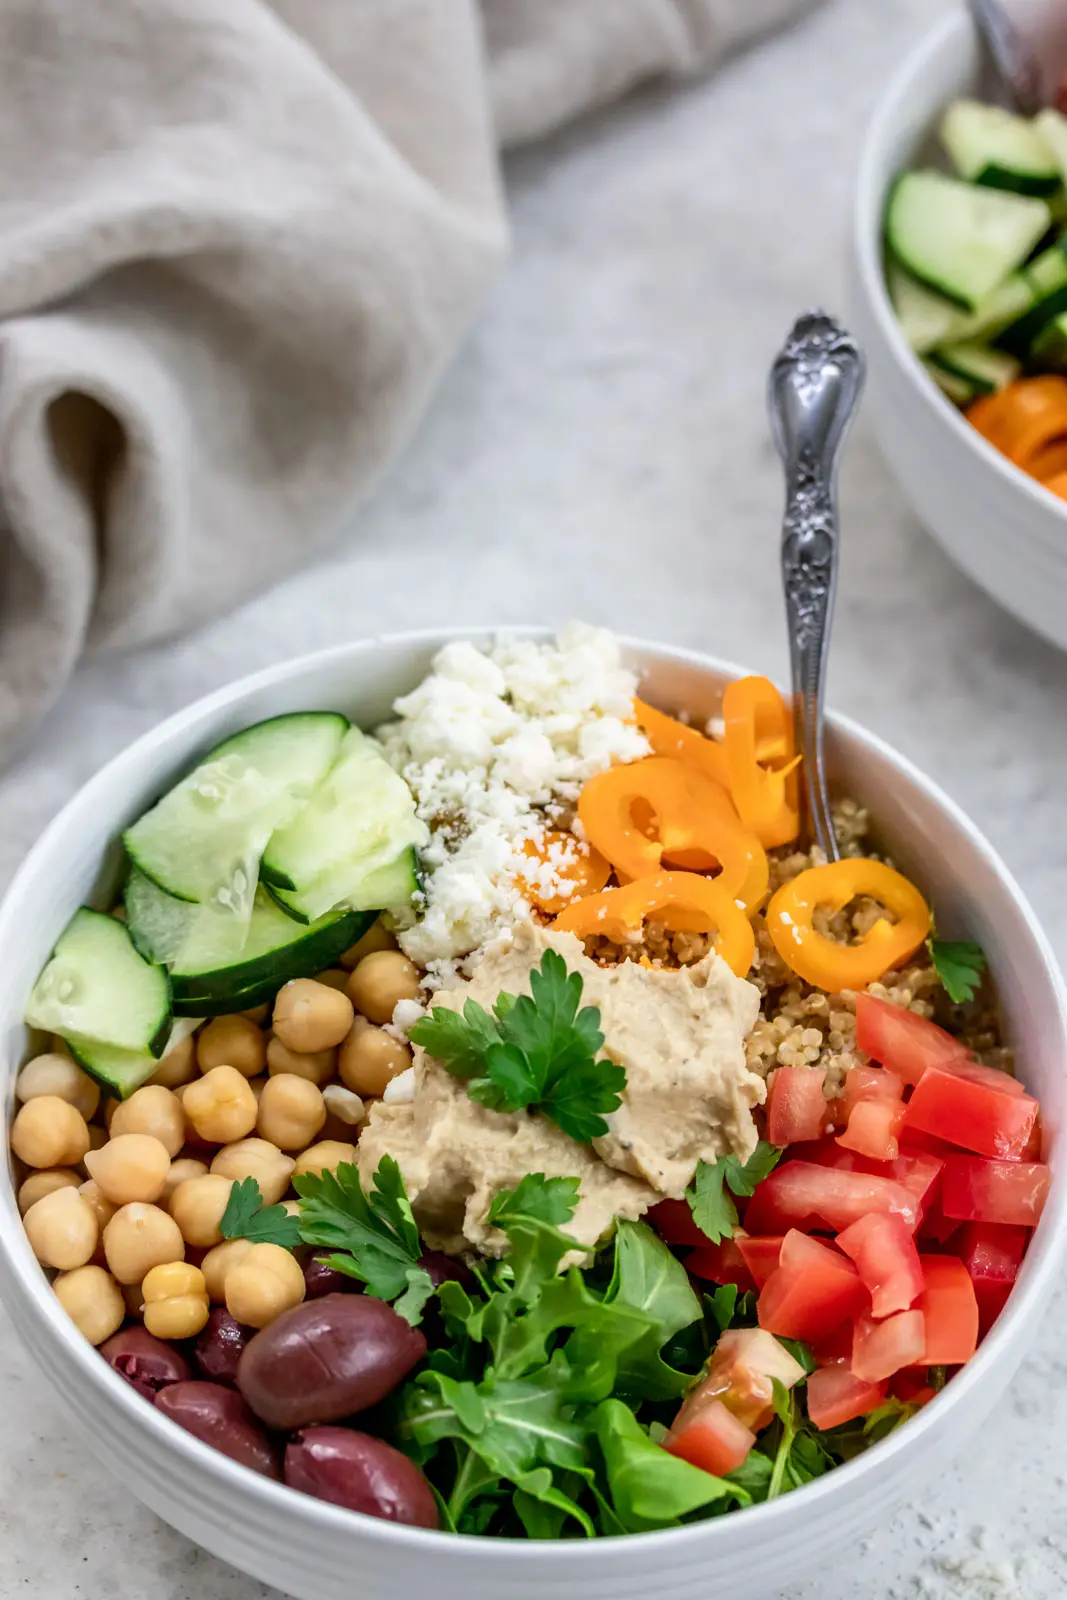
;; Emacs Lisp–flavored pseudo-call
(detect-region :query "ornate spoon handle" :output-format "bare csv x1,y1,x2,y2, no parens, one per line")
966,0,1042,115
768,311,865,862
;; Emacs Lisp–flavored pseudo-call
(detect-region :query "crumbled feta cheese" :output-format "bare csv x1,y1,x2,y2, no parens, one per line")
376,624,648,981
322,1084,366,1126
383,1067,416,1104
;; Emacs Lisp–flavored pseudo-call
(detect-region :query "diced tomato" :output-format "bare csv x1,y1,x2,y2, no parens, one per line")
810,1319,855,1365
673,1327,806,1434
1020,1115,1044,1162
941,1156,1051,1227
902,1065,1039,1160
666,1400,756,1477
917,1255,978,1365
836,1212,924,1318
806,1364,888,1430
757,1230,868,1342
837,1099,908,1161
767,1065,828,1145
686,1237,755,1293
900,1128,964,1161
958,1221,1028,1332
892,1368,936,1406
785,1141,944,1213
946,1058,1027,1098
889,1150,946,1212
743,1160,919,1236
852,1308,926,1382
736,1234,785,1290
855,994,968,1085
916,1200,961,1248
843,1064,905,1107
648,1198,707,1249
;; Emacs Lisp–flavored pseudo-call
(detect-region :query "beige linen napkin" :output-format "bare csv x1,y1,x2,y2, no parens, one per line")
0,0,813,760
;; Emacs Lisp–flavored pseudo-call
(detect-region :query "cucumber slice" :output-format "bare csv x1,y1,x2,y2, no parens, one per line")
951,273,1035,343
928,341,1021,396
268,846,420,925
261,729,426,896
25,909,171,1056
886,171,1051,309
941,100,1061,197
923,359,980,407
128,867,373,1007
996,242,1067,355
888,263,966,354
65,1017,202,1100
123,714,348,934
1032,311,1067,370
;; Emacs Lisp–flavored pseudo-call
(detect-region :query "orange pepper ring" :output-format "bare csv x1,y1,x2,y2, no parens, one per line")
514,831,611,916
765,859,931,991
554,871,756,979
723,676,801,850
633,698,731,788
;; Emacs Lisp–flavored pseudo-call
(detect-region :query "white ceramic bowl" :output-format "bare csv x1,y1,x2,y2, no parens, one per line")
2,630,1065,1600
851,11,1067,653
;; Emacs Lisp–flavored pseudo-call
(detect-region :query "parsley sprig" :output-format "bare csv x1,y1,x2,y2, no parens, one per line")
409,949,626,1143
219,1176,302,1250
928,935,986,1004
686,1142,782,1245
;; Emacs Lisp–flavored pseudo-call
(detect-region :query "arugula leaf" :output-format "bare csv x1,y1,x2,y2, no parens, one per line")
218,1176,301,1250
592,1399,747,1532
778,1338,817,1377
929,936,986,1004
488,1174,580,1230
706,1284,739,1335
603,1221,704,1401
409,949,625,1144
294,1156,434,1325
687,1142,782,1244
862,1396,918,1443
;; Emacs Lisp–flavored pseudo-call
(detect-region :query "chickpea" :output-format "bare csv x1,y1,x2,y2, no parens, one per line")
279,1199,300,1219
17,1168,80,1215
10,1096,90,1169
122,1281,145,1320
314,968,351,993
265,1035,335,1086
292,1140,358,1181
78,1179,117,1234
142,1261,210,1340
168,1174,234,1248
225,1242,305,1329
161,1156,210,1204
256,1075,326,1152
16,1054,100,1122
272,979,354,1055
53,1265,125,1346
196,1015,266,1080
103,1203,184,1284
110,1085,185,1157
210,1138,294,1206
201,1237,254,1302
80,1124,109,1171
182,1065,257,1144
241,1002,271,1026
346,950,420,1025
322,1084,366,1128
24,1186,98,1270
339,919,397,969
83,1133,171,1205
147,1032,199,1090
339,1017,412,1097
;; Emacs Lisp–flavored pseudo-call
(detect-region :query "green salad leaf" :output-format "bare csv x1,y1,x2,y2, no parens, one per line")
592,1399,747,1532
218,1176,301,1250
687,1141,782,1244
929,936,986,1004
409,949,626,1143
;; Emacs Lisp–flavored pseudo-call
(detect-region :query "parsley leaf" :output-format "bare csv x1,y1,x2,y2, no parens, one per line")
929,936,986,1004
294,1156,434,1325
687,1141,782,1244
488,1174,580,1230
409,948,625,1143
218,1176,301,1249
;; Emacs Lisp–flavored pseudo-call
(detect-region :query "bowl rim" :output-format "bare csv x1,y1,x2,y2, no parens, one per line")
853,8,1067,535
2,625,1065,1564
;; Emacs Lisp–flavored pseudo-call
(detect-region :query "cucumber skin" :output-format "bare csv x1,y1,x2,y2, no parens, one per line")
65,1036,162,1099
168,907,375,1011
973,166,1062,199
997,283,1067,357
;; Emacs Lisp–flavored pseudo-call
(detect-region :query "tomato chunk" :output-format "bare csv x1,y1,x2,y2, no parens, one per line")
843,1064,905,1107
852,1308,926,1382
940,1156,1051,1227
902,1065,1039,1159
836,1212,924,1318
673,1327,805,1434
767,1065,828,1145
946,1058,1027,1098
855,994,967,1085
807,1365,888,1430
666,1400,756,1477
743,1160,919,1236
736,1234,785,1290
892,1367,936,1407
757,1230,868,1342
838,1099,907,1161
686,1237,755,1293
889,1150,946,1212
648,1198,707,1249
959,1221,1028,1331
917,1255,978,1365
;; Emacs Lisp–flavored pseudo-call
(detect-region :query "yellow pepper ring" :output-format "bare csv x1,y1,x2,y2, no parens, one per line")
554,871,756,978
765,859,931,991
633,698,731,788
723,675,802,850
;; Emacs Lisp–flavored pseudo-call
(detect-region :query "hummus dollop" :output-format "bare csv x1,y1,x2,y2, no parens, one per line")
356,923,763,1256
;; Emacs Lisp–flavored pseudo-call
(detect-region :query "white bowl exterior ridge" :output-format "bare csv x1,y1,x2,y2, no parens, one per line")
851,13,1067,652
1,630,1064,1600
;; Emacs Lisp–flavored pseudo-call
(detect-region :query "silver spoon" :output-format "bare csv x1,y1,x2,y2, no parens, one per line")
768,311,865,863
968,0,1043,114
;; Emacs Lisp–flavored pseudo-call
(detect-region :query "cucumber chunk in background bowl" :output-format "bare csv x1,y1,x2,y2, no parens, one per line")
1,629,1064,1600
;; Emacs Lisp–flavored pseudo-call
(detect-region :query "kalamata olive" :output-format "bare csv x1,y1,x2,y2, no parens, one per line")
301,1255,360,1300
237,1294,425,1430
100,1326,191,1401
155,1380,279,1479
194,1308,251,1385
285,1427,438,1528
419,1250,474,1292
